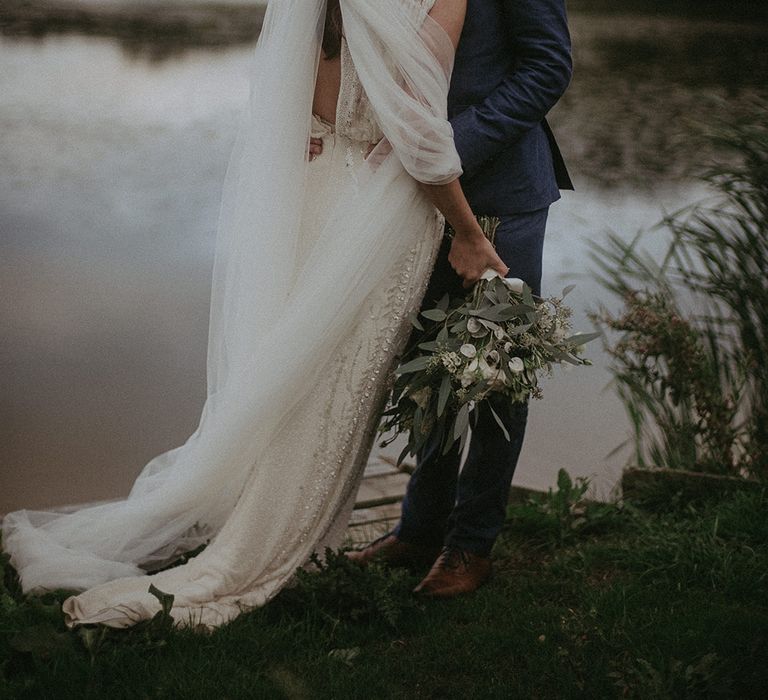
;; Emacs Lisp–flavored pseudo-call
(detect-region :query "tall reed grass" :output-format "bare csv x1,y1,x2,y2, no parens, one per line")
589,108,768,479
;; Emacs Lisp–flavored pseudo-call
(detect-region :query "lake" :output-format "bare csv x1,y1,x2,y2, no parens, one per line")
2,4,766,514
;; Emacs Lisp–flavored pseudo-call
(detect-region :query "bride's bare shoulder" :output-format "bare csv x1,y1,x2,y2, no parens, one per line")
426,0,467,48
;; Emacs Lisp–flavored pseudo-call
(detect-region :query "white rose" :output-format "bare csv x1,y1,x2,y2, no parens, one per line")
508,357,525,373
480,268,501,282
467,318,489,338
480,359,509,389
502,277,525,294
460,343,477,358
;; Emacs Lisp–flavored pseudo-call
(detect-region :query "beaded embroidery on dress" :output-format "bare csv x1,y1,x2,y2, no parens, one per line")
53,0,444,630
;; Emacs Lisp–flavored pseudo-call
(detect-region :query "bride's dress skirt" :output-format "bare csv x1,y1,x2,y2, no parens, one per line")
59,117,443,630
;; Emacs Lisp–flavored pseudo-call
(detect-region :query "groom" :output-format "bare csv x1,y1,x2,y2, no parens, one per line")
349,0,573,597
317,0,574,596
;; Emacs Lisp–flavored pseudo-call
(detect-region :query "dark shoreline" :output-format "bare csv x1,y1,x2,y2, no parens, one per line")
0,1,266,59
569,0,768,21
2,0,765,52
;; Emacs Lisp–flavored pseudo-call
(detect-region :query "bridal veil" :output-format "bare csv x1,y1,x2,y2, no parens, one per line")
2,0,462,594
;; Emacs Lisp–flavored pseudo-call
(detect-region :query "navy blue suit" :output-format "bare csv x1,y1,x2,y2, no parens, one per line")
451,0,573,213
393,0,573,556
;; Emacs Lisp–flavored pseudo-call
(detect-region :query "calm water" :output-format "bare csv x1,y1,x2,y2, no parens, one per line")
2,10,766,514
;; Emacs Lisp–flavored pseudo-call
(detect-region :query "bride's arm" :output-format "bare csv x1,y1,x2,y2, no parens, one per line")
420,0,509,288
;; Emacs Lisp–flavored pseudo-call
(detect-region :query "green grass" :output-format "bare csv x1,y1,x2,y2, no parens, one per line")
2,477,767,699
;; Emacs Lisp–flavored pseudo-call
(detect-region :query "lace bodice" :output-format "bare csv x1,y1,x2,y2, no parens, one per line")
335,0,436,144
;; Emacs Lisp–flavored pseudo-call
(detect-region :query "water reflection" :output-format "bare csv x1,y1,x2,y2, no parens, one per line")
0,1,265,62
547,14,768,185
1,8,765,513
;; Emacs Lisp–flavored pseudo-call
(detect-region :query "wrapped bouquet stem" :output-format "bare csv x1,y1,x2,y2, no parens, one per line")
379,216,599,464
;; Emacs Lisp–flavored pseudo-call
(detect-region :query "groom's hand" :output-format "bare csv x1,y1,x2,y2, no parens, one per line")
449,226,509,289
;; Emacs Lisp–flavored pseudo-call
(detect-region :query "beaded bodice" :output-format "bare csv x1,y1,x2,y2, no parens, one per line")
334,0,436,144
335,37,384,144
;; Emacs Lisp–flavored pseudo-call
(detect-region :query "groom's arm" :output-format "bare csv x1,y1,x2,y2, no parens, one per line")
450,0,572,179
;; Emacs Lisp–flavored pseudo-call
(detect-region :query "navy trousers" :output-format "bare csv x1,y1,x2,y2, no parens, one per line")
393,207,548,557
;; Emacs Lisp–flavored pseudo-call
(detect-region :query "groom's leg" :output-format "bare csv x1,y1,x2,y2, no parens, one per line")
444,207,548,556
393,432,462,547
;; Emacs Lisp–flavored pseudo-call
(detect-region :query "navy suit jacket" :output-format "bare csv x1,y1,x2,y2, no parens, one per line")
449,0,574,215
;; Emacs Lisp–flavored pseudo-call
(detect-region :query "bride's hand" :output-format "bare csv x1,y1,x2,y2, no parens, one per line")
308,137,323,161
448,224,509,289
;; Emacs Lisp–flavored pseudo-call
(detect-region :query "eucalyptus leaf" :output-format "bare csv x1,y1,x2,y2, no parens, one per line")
563,331,602,346
467,305,509,322
408,312,424,331
522,286,535,307
413,405,423,433
421,308,447,322
464,379,490,403
395,355,431,375
458,424,470,456
454,402,470,440
488,403,511,441
437,374,451,417
506,322,533,336
498,303,535,319
549,349,582,365
479,319,502,331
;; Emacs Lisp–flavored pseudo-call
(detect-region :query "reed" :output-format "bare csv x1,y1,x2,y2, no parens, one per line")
589,106,768,479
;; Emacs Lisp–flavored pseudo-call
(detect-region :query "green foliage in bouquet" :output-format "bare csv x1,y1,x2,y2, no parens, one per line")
379,217,598,464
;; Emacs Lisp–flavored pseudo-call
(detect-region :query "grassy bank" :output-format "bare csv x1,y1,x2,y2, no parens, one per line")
2,474,766,699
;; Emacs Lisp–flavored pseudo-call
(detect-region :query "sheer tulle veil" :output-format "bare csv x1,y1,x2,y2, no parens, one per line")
2,0,462,594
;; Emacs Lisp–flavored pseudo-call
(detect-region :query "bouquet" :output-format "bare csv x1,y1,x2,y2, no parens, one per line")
379,216,599,464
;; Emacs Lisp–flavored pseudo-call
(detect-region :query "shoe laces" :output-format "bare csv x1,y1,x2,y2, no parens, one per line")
436,545,472,572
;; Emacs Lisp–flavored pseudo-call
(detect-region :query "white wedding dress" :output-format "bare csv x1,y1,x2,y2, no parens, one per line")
1,0,460,631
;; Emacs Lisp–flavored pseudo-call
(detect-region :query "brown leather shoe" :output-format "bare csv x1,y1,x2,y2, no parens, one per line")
345,533,442,570
413,545,492,598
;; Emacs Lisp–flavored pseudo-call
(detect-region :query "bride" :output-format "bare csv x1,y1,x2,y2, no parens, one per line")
1,0,507,630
